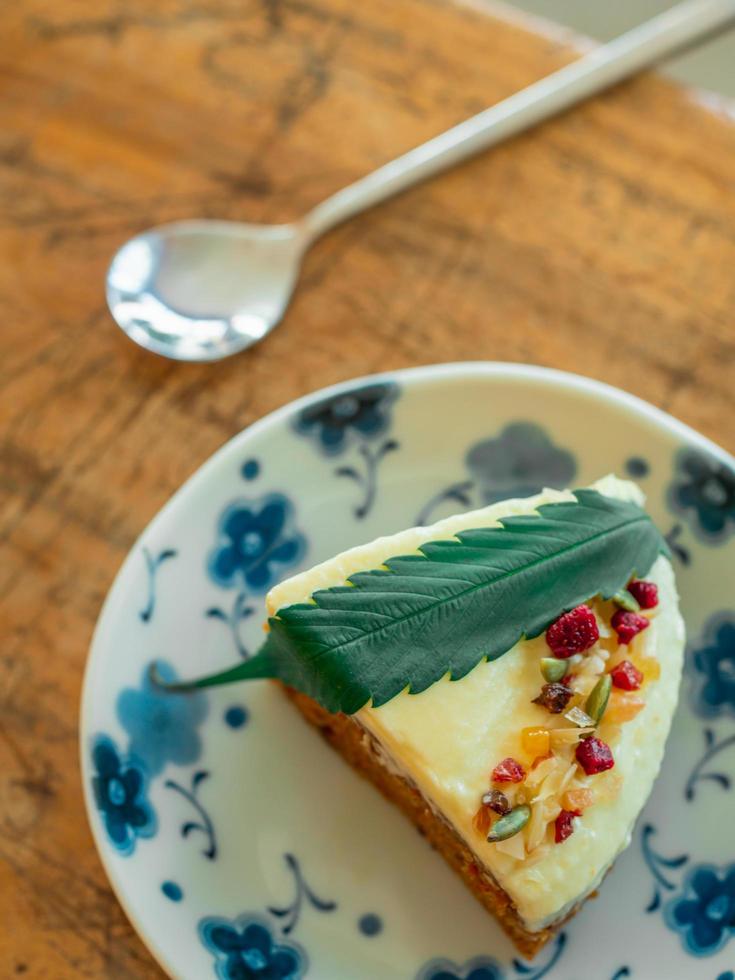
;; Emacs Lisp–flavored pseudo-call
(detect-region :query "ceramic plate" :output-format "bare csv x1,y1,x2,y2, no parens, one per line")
81,363,735,980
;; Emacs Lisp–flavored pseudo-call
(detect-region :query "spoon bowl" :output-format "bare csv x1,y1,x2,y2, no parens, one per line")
107,220,305,361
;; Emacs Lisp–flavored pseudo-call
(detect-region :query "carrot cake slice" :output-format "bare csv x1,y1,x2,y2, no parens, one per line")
264,476,685,956
171,474,684,957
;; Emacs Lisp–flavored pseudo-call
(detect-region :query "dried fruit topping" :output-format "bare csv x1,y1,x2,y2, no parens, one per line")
554,808,581,844
482,789,511,815
636,654,661,681
492,757,526,783
521,727,551,759
611,609,650,644
606,693,645,724
564,705,595,728
562,673,574,687
563,787,594,811
576,735,615,775
612,589,640,613
533,683,573,714
550,726,594,747
487,804,531,842
585,674,612,723
529,753,555,773
473,804,493,836
546,604,600,658
610,659,644,691
627,579,659,609
540,657,568,683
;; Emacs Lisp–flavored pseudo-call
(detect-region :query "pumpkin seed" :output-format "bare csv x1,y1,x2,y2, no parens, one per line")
613,590,640,613
585,674,612,723
487,804,532,843
540,657,567,683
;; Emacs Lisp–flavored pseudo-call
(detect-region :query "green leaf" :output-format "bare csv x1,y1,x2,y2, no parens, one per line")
166,490,669,713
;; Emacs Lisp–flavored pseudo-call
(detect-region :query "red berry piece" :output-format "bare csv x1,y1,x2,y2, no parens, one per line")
628,580,659,609
576,736,615,775
610,659,644,691
546,605,600,659
554,808,581,844
611,609,650,644
491,757,526,783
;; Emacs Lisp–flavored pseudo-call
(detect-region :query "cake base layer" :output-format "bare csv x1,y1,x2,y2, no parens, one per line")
283,685,587,958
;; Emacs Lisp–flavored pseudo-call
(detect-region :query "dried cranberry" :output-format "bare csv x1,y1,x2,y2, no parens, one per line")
532,682,573,714
482,789,511,815
554,808,581,844
491,757,526,783
546,605,600,658
610,659,644,691
576,736,615,775
562,673,574,687
611,609,650,644
627,579,659,609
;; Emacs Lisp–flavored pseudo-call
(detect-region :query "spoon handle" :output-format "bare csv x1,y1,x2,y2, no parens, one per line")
304,0,735,239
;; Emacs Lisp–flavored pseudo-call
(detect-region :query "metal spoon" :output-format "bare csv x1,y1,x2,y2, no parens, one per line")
108,0,735,361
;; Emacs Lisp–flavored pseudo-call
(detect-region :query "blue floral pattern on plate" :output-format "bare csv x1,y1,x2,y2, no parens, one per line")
689,612,735,719
293,381,400,519
208,493,306,593
466,422,576,504
418,958,504,980
165,770,218,859
416,421,576,524
417,934,566,980
90,735,156,855
118,661,208,776
293,382,398,456
200,914,306,980
642,826,735,960
665,864,735,956
139,547,178,623
668,448,735,544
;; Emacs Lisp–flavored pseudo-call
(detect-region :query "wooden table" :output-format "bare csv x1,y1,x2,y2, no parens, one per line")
2,0,734,975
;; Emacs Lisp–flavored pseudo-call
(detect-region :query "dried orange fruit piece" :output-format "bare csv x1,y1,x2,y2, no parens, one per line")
521,727,551,759
563,787,595,811
606,692,645,723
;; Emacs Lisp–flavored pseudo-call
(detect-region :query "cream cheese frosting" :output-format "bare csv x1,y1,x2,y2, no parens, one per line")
267,476,685,930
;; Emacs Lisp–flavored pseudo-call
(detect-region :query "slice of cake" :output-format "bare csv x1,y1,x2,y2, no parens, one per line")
264,476,685,956
168,474,684,956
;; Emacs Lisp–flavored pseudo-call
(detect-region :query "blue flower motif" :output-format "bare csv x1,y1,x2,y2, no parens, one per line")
669,447,735,543
294,382,399,456
208,493,306,593
689,612,735,719
117,662,208,777
200,914,306,980
466,422,576,504
417,957,504,980
665,863,735,956
90,735,156,856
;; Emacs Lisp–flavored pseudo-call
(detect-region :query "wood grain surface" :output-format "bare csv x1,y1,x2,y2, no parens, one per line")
1,0,734,975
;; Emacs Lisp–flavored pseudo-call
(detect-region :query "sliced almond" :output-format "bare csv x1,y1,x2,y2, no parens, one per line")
494,830,527,860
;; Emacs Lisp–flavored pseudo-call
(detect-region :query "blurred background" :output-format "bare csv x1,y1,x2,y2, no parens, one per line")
503,0,735,96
